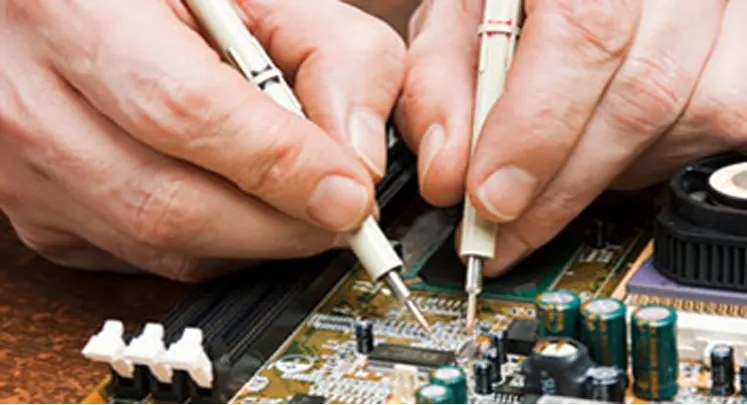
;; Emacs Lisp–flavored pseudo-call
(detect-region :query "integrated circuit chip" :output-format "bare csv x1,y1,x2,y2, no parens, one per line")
368,344,455,369
289,394,327,404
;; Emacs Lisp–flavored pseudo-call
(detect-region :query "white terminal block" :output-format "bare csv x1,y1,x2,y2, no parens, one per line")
122,323,172,383
81,319,134,378
163,327,213,389
676,311,747,368
459,0,523,260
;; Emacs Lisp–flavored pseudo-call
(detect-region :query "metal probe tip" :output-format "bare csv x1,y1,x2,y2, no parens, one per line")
406,299,432,334
382,271,432,333
465,256,483,334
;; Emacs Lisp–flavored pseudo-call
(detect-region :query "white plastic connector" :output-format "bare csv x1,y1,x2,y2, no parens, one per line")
676,311,747,367
123,323,172,383
81,319,134,378
163,328,213,389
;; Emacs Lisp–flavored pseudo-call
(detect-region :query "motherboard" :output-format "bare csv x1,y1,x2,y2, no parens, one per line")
80,150,747,404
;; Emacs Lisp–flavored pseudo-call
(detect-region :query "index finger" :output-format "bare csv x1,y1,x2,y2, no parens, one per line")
37,0,375,233
467,0,641,223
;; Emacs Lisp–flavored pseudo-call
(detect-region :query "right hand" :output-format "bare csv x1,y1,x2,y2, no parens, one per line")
0,0,405,282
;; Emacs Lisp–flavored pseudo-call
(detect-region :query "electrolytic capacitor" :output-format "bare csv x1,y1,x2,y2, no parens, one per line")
710,344,736,396
580,297,627,371
739,363,747,397
488,329,507,363
631,304,678,401
485,347,503,383
473,359,494,395
585,366,626,403
415,384,454,404
535,290,582,339
430,366,468,404
354,319,374,354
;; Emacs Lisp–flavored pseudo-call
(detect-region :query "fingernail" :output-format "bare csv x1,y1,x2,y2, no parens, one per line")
485,230,530,277
308,176,370,231
349,108,387,178
418,123,446,180
477,166,537,221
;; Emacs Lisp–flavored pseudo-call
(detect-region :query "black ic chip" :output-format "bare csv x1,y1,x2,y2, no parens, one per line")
505,318,539,356
368,343,455,369
289,394,327,404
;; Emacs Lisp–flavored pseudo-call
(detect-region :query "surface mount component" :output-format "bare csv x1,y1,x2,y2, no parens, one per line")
630,304,679,401
654,153,747,291
505,318,539,355
288,394,327,404
354,319,374,355
368,344,455,370
523,337,595,398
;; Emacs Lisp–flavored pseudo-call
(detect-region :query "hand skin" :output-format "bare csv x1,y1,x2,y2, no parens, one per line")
0,0,405,282
398,0,745,276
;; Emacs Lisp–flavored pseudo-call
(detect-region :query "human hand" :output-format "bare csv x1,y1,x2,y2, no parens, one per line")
0,0,405,281
398,0,744,276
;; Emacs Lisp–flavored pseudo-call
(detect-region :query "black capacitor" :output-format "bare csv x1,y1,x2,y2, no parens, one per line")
484,347,502,383
740,363,747,397
354,319,374,354
585,366,626,403
473,359,494,395
488,329,507,363
523,337,595,398
710,344,736,396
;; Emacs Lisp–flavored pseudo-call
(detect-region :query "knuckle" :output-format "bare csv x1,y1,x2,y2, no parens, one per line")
553,0,636,60
692,85,747,146
133,72,235,151
143,255,207,284
238,119,304,197
130,178,209,249
605,55,690,134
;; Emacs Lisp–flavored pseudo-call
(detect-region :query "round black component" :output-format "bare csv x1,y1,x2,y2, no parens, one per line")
484,347,502,383
739,363,747,397
488,329,507,363
523,337,595,398
473,360,494,395
585,366,626,403
711,344,736,396
653,153,747,291
354,319,374,354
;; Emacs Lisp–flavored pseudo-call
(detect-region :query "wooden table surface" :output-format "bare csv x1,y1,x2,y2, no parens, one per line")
0,1,420,403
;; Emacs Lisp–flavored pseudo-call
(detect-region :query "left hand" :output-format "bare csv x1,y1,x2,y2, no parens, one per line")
398,0,746,276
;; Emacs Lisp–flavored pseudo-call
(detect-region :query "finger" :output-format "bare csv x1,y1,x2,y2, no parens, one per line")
10,220,138,272
237,0,406,180
395,0,483,206
4,63,342,261
617,0,747,190
37,0,374,232
482,0,725,276
467,0,640,223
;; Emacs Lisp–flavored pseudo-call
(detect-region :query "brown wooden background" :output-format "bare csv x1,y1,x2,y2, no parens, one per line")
0,1,419,403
